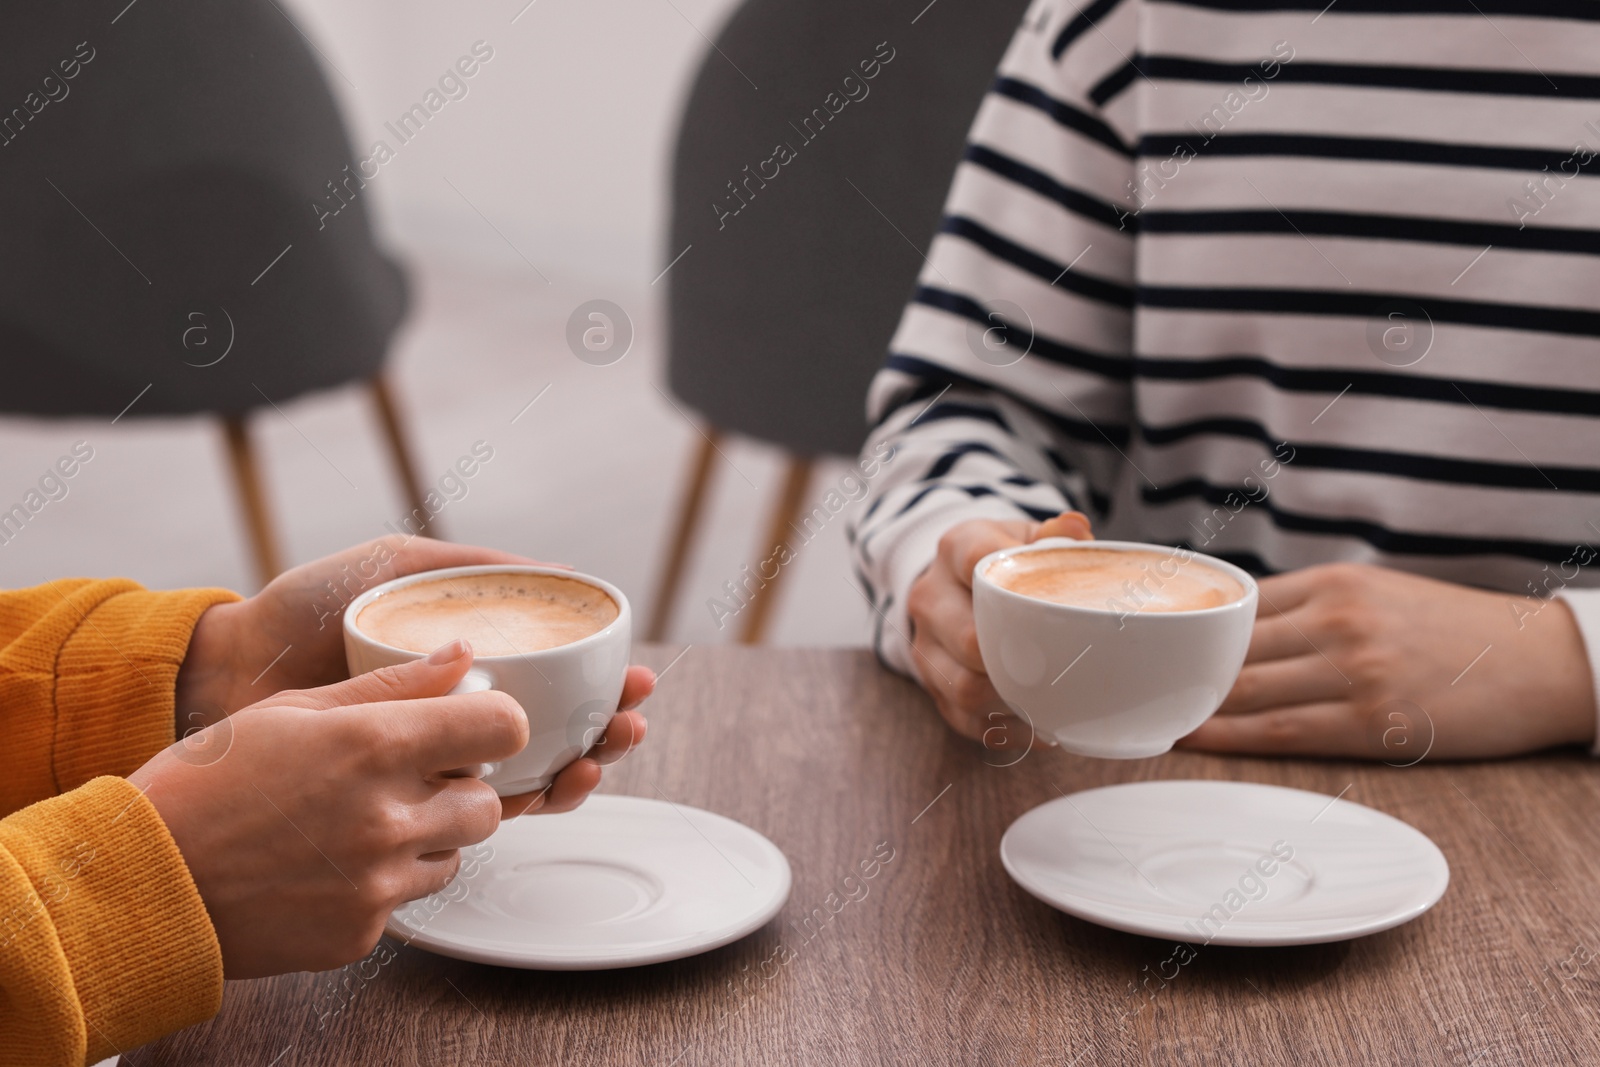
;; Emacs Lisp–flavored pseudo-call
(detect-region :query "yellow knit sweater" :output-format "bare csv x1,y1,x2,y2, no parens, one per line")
0,579,240,1067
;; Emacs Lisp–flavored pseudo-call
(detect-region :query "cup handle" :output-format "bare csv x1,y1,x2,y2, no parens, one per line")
440,668,498,781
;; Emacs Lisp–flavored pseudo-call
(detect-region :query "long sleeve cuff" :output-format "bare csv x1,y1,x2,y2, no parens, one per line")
0,777,222,1065
1555,588,1600,757
2,580,244,815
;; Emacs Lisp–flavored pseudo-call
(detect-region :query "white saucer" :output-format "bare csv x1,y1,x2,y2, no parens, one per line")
388,794,792,969
1000,780,1448,946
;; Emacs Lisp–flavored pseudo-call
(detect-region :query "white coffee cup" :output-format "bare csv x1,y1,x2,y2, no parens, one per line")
972,539,1257,759
343,564,632,796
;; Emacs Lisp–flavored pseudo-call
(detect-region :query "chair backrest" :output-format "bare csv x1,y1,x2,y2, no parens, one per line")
665,0,1032,457
0,2,405,418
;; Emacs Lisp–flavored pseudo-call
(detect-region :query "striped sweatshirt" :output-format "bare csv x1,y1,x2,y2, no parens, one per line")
850,0,1600,716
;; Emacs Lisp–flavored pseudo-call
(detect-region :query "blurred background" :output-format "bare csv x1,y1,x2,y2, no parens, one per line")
0,0,1017,646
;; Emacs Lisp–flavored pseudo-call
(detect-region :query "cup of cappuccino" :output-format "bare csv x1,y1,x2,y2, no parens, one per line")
972,539,1257,759
344,565,631,796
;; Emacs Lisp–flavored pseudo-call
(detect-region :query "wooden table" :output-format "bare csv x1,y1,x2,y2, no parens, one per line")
140,646,1600,1066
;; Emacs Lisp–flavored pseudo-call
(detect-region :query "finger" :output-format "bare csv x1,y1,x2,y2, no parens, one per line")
913,568,987,674
1176,702,1364,757
495,712,643,818
411,777,504,855
266,639,477,712
494,755,606,819
1032,511,1094,542
360,688,530,773
1218,655,1352,716
937,519,1032,590
536,756,603,815
1252,570,1322,618
400,849,465,904
380,536,560,578
267,538,557,605
590,710,647,766
620,666,655,710
1243,611,1329,664
916,640,1008,742
498,789,546,819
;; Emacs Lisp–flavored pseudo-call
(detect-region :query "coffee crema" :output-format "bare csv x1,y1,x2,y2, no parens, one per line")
356,572,618,656
986,547,1244,613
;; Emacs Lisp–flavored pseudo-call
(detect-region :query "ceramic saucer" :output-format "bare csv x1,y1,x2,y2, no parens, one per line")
389,794,792,969
1000,780,1448,946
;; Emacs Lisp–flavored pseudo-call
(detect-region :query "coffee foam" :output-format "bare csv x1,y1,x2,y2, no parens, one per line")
986,547,1244,613
356,572,618,656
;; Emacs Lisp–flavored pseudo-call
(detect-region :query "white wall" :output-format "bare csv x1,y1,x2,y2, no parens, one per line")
285,0,744,287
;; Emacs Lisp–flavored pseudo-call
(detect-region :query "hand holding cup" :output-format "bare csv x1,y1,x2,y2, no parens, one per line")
905,512,1093,746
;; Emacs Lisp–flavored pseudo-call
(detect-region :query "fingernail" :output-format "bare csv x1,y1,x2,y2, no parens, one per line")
427,638,470,664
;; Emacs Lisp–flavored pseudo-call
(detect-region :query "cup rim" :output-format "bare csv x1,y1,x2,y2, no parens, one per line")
972,538,1258,620
343,563,631,661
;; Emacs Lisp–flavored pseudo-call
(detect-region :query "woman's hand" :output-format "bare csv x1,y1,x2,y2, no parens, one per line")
1179,562,1597,760
136,643,653,978
134,645,527,977
172,533,657,810
497,664,654,817
905,511,1092,747
175,536,546,732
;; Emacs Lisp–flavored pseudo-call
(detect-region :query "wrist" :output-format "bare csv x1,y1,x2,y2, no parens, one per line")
175,600,248,736
1531,598,1598,749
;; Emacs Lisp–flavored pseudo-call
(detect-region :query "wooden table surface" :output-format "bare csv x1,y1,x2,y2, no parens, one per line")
139,645,1600,1066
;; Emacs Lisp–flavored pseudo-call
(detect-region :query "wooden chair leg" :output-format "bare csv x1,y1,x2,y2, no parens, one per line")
368,374,436,537
220,415,284,588
738,455,814,645
646,429,723,642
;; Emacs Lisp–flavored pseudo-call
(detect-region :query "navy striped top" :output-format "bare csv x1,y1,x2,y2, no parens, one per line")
849,0,1600,693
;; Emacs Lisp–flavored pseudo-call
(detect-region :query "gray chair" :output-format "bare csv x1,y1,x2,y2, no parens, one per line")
651,0,1033,641
0,2,430,585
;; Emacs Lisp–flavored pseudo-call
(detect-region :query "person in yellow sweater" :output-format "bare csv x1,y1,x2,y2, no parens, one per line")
0,536,655,1067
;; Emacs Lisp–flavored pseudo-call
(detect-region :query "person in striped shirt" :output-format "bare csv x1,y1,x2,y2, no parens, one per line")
850,0,1600,760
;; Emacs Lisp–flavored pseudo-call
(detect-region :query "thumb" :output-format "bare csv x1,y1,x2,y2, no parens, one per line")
264,639,476,711
1032,511,1093,542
